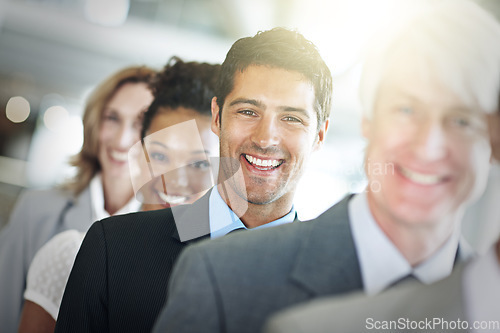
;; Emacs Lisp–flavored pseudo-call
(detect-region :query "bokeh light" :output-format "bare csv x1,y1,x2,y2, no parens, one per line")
43,105,69,132
6,96,30,123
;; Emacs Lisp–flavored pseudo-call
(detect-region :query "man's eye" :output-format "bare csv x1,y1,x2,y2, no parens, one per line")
150,152,167,162
191,160,211,170
398,106,413,115
283,116,301,123
238,110,256,116
451,117,471,128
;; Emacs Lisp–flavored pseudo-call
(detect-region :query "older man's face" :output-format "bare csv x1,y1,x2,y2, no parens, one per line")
363,49,492,228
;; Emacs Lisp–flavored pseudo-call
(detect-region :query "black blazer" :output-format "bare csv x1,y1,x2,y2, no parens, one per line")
55,191,212,333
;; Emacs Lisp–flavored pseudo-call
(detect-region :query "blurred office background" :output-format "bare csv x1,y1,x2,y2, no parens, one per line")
1,0,499,251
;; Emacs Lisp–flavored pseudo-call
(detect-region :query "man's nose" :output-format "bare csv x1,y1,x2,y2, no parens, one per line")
250,116,280,149
412,119,448,161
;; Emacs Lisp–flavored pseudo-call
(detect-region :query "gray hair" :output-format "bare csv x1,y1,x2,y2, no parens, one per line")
360,0,500,118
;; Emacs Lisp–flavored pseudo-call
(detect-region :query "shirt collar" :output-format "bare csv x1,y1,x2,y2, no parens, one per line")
349,192,461,295
89,174,141,221
209,184,296,239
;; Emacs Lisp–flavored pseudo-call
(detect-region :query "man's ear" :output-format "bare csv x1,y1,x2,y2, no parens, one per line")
361,116,372,139
211,97,221,137
313,119,329,152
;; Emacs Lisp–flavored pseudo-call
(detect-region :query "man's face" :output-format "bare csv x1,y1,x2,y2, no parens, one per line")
212,65,327,205
363,49,492,227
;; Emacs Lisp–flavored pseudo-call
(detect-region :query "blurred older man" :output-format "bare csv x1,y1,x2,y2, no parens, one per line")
264,111,500,333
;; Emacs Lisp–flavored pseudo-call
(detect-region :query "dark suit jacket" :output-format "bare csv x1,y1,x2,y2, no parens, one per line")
55,191,212,333
152,196,363,333
263,265,468,333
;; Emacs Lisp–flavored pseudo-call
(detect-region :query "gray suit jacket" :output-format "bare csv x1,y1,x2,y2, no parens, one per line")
152,196,363,333
263,265,468,333
0,187,93,333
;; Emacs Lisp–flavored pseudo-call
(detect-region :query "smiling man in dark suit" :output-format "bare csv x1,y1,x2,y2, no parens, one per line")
54,28,332,333
152,1,500,333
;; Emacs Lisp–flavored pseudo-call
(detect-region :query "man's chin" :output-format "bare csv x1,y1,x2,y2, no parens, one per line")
390,206,449,227
244,189,284,205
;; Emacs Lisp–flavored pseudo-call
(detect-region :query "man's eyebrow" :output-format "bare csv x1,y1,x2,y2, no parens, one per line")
447,104,483,116
280,106,311,119
229,98,264,108
397,91,480,114
229,98,312,119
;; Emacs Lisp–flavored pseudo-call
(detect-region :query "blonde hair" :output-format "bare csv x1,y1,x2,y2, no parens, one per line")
63,66,156,196
360,0,500,118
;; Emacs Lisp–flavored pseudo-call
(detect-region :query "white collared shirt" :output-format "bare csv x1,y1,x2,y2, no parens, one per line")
348,192,468,295
464,245,500,332
209,185,296,239
89,174,141,221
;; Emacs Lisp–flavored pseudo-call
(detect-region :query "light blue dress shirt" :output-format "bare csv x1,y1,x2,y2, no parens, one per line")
209,185,297,239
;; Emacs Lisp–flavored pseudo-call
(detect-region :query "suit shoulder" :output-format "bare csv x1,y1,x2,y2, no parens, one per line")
13,188,71,211
4,188,73,232
298,267,465,326
94,208,179,249
313,195,352,224
186,221,309,268
100,208,174,230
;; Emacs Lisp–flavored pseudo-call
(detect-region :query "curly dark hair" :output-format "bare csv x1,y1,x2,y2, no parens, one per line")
216,27,332,129
141,57,220,139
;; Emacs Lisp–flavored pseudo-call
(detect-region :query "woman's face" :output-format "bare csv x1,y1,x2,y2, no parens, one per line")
140,107,219,211
98,82,154,184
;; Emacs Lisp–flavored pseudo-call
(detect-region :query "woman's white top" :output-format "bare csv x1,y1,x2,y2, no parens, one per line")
23,174,140,319
23,230,85,319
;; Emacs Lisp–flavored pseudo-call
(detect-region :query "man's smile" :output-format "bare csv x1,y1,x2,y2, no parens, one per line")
397,165,449,186
243,154,284,171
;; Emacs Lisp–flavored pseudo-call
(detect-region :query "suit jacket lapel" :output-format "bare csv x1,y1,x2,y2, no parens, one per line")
170,189,212,243
62,187,93,230
289,196,363,296
403,263,467,321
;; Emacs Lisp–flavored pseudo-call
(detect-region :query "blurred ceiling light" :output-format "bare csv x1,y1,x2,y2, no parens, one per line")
44,105,69,132
6,96,30,123
84,0,130,27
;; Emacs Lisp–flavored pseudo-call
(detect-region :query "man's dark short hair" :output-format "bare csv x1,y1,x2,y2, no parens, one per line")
141,56,220,139
215,27,332,129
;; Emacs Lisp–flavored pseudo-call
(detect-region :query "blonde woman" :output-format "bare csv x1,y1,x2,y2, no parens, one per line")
0,66,155,332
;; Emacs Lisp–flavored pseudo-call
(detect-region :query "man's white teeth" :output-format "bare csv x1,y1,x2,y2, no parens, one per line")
110,150,128,162
400,167,442,185
157,191,187,205
245,154,281,168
